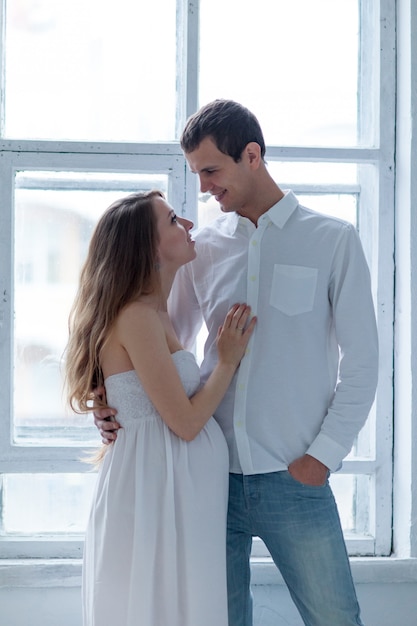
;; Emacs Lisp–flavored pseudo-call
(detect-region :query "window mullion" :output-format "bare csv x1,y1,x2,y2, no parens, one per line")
0,0,5,136
176,0,200,136
0,149,13,467
353,0,396,557
0,447,99,473
373,0,396,556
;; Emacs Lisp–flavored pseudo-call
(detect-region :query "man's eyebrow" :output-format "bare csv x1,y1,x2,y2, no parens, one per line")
188,164,216,174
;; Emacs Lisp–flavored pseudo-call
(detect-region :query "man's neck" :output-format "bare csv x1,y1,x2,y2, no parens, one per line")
238,184,285,226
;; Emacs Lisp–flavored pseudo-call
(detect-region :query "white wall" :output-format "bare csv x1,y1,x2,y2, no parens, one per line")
0,587,82,626
254,583,417,626
0,576,416,626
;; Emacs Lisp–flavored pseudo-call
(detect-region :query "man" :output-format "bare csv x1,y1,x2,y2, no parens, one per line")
96,99,378,625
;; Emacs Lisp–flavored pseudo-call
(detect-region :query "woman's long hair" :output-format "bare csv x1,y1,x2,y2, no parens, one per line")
64,190,162,415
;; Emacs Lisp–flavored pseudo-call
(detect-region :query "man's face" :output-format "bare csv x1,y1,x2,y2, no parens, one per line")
185,137,253,214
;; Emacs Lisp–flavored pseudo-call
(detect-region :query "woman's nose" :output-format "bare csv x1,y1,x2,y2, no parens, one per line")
178,216,194,230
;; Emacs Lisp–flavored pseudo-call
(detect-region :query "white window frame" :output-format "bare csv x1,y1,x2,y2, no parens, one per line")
0,144,188,559
0,0,397,564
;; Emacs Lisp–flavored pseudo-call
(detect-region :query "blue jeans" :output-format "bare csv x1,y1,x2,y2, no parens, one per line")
227,471,364,626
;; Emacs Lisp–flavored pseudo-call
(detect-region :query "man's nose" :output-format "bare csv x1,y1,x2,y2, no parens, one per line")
199,175,211,194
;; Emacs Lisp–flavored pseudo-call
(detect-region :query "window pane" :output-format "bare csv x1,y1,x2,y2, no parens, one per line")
330,473,370,535
296,194,357,225
266,162,358,186
1,474,95,534
4,0,177,141
13,171,168,444
268,161,358,224
199,0,360,147
198,161,358,228
0,472,370,537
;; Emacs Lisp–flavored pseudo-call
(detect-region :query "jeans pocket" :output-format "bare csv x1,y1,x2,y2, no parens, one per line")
285,469,329,489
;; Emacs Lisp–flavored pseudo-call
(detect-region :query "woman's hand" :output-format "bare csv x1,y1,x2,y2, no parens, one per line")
216,304,256,368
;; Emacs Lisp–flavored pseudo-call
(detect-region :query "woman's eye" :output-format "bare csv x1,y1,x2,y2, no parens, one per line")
171,214,177,223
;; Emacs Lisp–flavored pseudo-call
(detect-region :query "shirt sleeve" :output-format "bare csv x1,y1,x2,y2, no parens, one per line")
168,262,204,351
306,223,379,471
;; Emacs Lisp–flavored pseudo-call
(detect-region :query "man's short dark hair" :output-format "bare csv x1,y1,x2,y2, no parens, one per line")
180,99,266,163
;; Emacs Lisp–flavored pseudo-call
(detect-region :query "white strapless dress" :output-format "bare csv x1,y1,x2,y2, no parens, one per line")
82,350,229,626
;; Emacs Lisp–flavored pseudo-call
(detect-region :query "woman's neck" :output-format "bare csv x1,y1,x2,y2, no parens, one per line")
158,267,177,310
138,268,175,313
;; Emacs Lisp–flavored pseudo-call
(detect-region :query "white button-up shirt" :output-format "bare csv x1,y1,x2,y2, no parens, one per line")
169,191,378,474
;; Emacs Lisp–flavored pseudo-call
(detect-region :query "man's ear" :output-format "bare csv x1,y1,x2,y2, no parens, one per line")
244,142,262,169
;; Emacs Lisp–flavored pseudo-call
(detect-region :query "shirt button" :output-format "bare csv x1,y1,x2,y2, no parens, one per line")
252,240,258,246
249,275,256,281
236,421,243,427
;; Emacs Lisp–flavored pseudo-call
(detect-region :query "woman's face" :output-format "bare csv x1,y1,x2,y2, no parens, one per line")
153,196,196,270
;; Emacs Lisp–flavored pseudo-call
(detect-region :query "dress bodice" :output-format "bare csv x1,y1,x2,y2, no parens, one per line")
104,350,200,427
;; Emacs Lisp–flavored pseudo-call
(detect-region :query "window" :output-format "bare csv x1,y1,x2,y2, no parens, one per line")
0,0,395,559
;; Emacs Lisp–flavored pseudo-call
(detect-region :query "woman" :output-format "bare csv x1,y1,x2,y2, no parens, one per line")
65,190,255,626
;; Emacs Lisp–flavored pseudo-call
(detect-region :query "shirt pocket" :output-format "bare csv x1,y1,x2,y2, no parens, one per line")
270,264,318,316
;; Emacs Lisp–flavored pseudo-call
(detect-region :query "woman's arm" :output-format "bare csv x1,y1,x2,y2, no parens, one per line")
115,302,255,441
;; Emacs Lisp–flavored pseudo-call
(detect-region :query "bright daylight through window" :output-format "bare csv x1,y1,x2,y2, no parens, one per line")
0,0,394,559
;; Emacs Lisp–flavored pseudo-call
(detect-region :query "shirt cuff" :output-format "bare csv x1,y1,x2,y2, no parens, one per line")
306,433,347,472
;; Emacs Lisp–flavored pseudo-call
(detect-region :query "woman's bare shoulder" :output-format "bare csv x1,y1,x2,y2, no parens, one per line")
117,300,158,323
116,301,165,343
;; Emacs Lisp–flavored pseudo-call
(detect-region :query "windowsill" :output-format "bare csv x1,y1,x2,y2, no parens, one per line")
0,556,416,589
250,556,417,585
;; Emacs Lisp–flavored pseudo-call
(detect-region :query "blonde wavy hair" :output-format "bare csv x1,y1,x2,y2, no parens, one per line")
64,190,163,416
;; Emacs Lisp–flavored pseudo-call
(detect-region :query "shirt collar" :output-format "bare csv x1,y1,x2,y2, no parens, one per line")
263,190,299,229
224,211,254,236
229,189,299,234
